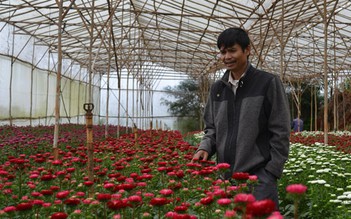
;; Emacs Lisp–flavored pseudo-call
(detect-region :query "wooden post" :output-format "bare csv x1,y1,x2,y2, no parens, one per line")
133,124,138,141
53,0,63,159
149,120,153,138
323,0,328,144
84,103,94,197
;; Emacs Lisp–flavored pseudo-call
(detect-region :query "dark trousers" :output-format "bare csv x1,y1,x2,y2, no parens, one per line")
251,167,279,210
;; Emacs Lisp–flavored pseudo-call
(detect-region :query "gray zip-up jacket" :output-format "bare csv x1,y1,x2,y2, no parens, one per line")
198,65,290,179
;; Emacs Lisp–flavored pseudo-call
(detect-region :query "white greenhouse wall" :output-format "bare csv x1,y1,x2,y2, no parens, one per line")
0,21,181,130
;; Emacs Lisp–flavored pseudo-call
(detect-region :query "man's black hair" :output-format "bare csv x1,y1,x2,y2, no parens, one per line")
217,27,250,51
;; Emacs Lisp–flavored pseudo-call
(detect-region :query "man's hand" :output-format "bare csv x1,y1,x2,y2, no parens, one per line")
192,150,209,162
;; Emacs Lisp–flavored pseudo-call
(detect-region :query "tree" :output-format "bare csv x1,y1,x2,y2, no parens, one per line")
161,79,203,133
287,81,323,131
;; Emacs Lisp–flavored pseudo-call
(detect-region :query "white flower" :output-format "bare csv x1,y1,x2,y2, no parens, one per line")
337,188,344,192
337,195,349,200
308,180,327,185
330,199,342,203
341,200,351,205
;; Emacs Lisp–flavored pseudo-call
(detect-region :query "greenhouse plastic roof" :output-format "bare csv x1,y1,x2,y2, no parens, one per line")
1,0,351,82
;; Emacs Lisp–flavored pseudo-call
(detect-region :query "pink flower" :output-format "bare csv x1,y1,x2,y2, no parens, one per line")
200,196,214,205
31,192,43,197
143,192,155,198
3,206,16,213
52,160,63,165
56,190,70,199
286,184,308,194
75,192,85,197
248,175,258,182
224,210,237,218
32,199,44,206
160,189,174,196
29,173,39,179
216,163,231,170
233,193,256,203
267,211,284,219
104,183,115,190
165,211,177,218
217,198,232,206
83,181,94,186
73,210,82,214
113,214,121,219
42,203,52,208
128,195,142,206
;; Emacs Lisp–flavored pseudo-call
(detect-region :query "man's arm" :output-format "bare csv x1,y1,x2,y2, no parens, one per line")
265,76,291,178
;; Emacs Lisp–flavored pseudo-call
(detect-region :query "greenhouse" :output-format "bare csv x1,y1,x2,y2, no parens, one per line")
0,0,351,218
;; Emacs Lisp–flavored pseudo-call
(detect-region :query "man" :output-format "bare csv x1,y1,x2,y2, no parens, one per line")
192,27,290,209
291,117,303,132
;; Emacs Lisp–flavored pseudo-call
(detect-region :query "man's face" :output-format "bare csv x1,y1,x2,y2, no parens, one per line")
219,43,250,74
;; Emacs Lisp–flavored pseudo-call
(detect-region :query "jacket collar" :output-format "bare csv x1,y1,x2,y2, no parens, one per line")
221,63,255,86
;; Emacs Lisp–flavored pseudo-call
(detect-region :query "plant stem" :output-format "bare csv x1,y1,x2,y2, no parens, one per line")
294,200,298,219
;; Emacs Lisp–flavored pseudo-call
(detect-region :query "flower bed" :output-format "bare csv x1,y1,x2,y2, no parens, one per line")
0,125,285,218
2,125,350,218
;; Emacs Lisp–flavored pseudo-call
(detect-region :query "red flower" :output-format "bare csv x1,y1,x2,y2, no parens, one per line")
174,205,188,212
31,191,43,197
3,206,16,213
0,170,9,176
56,190,70,199
51,212,68,219
40,189,53,196
232,172,250,180
66,167,75,173
160,189,174,196
233,193,256,204
52,160,63,165
83,181,94,186
50,186,60,191
32,199,45,206
128,195,142,204
97,193,112,201
176,170,185,178
217,198,232,206
267,211,284,219
75,192,86,197
248,175,258,182
246,199,276,217
158,161,167,166
40,174,55,181
149,197,169,206
224,210,237,218
103,183,115,190
107,199,130,210
200,196,214,205
216,163,231,170
16,202,33,211
64,197,81,205
10,158,26,165
286,184,308,194
121,183,136,190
